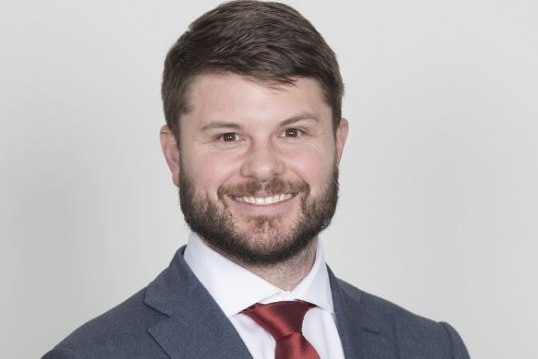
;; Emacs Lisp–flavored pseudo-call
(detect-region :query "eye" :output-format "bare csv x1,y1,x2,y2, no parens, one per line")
284,128,302,138
218,132,239,142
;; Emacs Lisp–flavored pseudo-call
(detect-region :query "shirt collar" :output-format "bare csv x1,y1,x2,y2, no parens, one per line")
183,232,334,317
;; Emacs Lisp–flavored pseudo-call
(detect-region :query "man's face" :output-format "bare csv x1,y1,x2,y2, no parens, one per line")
161,72,348,265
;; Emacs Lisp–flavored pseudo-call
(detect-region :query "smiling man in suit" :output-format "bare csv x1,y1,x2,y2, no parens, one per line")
43,1,470,358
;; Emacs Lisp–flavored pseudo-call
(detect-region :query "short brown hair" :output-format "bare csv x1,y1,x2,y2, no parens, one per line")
162,0,343,139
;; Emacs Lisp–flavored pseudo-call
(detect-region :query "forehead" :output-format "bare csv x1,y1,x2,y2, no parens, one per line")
182,72,331,127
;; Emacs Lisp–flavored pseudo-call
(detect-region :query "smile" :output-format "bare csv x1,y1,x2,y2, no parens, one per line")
233,193,294,206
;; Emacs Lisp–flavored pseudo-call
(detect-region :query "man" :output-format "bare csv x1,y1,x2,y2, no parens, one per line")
43,1,470,358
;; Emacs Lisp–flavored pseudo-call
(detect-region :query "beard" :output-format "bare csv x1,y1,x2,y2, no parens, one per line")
179,167,339,266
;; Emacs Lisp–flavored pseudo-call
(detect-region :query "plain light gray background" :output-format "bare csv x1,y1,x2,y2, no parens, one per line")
1,1,537,358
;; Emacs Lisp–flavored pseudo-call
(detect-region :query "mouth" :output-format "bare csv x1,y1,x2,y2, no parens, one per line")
232,193,295,206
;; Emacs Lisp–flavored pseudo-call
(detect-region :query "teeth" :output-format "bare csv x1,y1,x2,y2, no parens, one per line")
235,194,293,205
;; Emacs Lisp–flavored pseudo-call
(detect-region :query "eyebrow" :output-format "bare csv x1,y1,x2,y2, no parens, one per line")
200,122,241,131
279,112,320,127
200,112,320,132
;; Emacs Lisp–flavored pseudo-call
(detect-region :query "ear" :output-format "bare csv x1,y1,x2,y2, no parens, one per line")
335,118,349,165
160,125,181,187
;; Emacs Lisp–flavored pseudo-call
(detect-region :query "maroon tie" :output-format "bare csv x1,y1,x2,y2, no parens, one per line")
242,301,321,359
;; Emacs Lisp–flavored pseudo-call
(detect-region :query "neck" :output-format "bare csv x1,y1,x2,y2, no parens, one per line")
239,239,318,291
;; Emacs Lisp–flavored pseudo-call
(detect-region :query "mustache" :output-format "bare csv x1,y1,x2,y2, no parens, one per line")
217,178,309,198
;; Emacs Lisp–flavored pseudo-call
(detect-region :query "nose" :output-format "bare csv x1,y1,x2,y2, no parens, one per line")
239,141,285,181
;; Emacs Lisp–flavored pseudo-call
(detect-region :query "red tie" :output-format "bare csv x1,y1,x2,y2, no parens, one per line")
242,301,321,359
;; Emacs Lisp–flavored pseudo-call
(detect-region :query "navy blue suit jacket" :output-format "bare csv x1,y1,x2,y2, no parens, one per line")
43,248,470,358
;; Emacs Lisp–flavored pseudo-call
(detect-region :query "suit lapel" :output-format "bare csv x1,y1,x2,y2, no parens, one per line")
142,248,400,358
329,268,399,359
144,248,252,359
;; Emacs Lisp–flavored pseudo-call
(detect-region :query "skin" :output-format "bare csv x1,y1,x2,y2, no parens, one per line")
161,72,348,290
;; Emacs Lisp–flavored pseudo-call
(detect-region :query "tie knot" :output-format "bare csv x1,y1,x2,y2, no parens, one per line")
242,301,314,341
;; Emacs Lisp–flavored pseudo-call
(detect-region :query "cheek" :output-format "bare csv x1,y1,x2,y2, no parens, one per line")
285,149,335,193
182,153,240,197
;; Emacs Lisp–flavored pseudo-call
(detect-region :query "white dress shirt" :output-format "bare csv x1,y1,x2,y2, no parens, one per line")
183,232,345,359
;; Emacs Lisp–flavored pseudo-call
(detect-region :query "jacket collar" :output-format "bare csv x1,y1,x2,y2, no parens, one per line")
329,267,399,359
143,246,398,359
144,247,253,359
